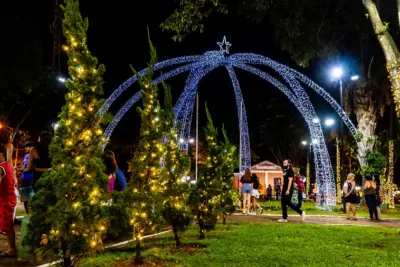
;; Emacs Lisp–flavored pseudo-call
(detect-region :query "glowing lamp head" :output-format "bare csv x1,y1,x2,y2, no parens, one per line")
189,138,195,144
351,75,359,81
57,76,66,83
324,118,335,127
331,67,343,80
52,122,60,131
179,138,184,144
301,140,308,146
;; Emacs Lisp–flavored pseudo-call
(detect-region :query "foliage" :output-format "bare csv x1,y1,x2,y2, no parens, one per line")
161,0,227,42
160,83,192,247
23,1,109,266
189,104,236,238
360,136,387,176
127,35,166,264
217,126,237,223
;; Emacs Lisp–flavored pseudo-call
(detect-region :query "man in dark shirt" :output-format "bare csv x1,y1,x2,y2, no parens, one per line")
278,159,305,223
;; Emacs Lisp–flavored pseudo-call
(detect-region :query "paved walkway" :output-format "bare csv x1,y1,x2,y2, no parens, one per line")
229,213,400,228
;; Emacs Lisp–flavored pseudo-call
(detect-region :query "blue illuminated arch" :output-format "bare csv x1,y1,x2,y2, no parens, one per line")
99,50,358,210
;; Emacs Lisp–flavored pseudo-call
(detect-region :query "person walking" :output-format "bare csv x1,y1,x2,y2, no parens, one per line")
266,184,272,201
293,171,305,209
103,152,117,195
250,173,263,214
278,160,305,223
30,132,52,191
364,176,378,221
0,145,17,258
104,151,126,191
343,173,357,220
17,141,35,214
240,168,253,215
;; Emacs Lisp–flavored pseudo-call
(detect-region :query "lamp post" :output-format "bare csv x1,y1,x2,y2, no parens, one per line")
330,67,359,201
301,140,311,198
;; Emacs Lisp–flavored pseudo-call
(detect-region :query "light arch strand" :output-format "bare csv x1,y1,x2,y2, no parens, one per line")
100,51,358,209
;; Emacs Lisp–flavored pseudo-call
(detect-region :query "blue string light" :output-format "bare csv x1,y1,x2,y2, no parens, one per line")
99,50,360,209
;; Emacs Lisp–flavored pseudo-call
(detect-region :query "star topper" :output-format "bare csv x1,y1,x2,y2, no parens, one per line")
217,36,232,55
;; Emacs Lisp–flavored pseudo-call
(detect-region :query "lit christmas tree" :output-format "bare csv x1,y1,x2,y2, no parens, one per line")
23,1,109,266
217,126,237,224
127,38,166,264
189,105,221,239
160,84,191,247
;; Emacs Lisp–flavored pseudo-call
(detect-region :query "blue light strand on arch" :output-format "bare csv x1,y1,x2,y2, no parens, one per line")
99,43,358,210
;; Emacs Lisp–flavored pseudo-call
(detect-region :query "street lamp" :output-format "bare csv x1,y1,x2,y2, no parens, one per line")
57,76,66,83
324,118,335,127
302,140,312,199
52,122,60,131
189,138,195,144
330,65,360,202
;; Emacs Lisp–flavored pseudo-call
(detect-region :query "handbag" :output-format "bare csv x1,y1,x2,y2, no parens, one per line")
291,190,299,205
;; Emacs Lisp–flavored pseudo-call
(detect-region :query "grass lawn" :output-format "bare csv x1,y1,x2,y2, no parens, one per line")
259,201,400,219
82,222,400,267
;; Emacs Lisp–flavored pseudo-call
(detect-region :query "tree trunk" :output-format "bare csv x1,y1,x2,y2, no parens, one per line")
222,214,226,225
63,257,72,267
172,224,181,247
362,0,400,117
134,239,143,264
353,83,378,166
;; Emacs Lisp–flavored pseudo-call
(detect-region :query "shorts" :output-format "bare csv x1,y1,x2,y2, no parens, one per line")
242,183,252,194
0,196,17,232
251,189,260,198
20,186,35,202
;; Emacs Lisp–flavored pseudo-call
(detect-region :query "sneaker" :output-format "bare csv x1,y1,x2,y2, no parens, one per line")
249,212,256,215
301,211,306,221
277,218,288,223
259,207,264,214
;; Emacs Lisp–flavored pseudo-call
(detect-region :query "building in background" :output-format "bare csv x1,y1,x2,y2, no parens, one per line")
233,161,283,196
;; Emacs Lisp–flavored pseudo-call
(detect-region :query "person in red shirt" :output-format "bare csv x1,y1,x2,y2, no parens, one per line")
0,145,17,257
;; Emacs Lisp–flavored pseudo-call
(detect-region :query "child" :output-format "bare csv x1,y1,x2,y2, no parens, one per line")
0,145,17,257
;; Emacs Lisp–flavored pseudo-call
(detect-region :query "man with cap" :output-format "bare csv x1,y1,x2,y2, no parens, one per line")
16,141,35,214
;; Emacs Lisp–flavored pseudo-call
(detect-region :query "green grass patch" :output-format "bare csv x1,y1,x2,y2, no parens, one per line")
82,222,400,267
259,201,400,218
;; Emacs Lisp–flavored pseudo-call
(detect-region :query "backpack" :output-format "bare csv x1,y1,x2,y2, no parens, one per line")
295,177,305,192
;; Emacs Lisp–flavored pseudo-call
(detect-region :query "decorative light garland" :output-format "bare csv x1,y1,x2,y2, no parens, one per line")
98,41,362,209
380,140,397,208
336,137,342,202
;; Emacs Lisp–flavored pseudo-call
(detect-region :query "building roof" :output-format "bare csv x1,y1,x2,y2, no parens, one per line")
234,160,282,175
250,161,282,171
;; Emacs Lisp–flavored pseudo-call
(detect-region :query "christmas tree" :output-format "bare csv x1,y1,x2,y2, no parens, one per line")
160,83,191,247
189,104,221,239
127,36,166,264
24,1,109,266
217,126,237,224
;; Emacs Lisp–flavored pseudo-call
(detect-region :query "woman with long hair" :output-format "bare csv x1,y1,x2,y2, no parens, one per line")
343,173,357,220
103,151,117,194
364,176,378,221
240,168,253,215
29,131,52,191
250,173,263,214
104,151,126,191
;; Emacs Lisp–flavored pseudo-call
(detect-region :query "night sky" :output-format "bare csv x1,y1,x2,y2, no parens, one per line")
5,0,379,168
